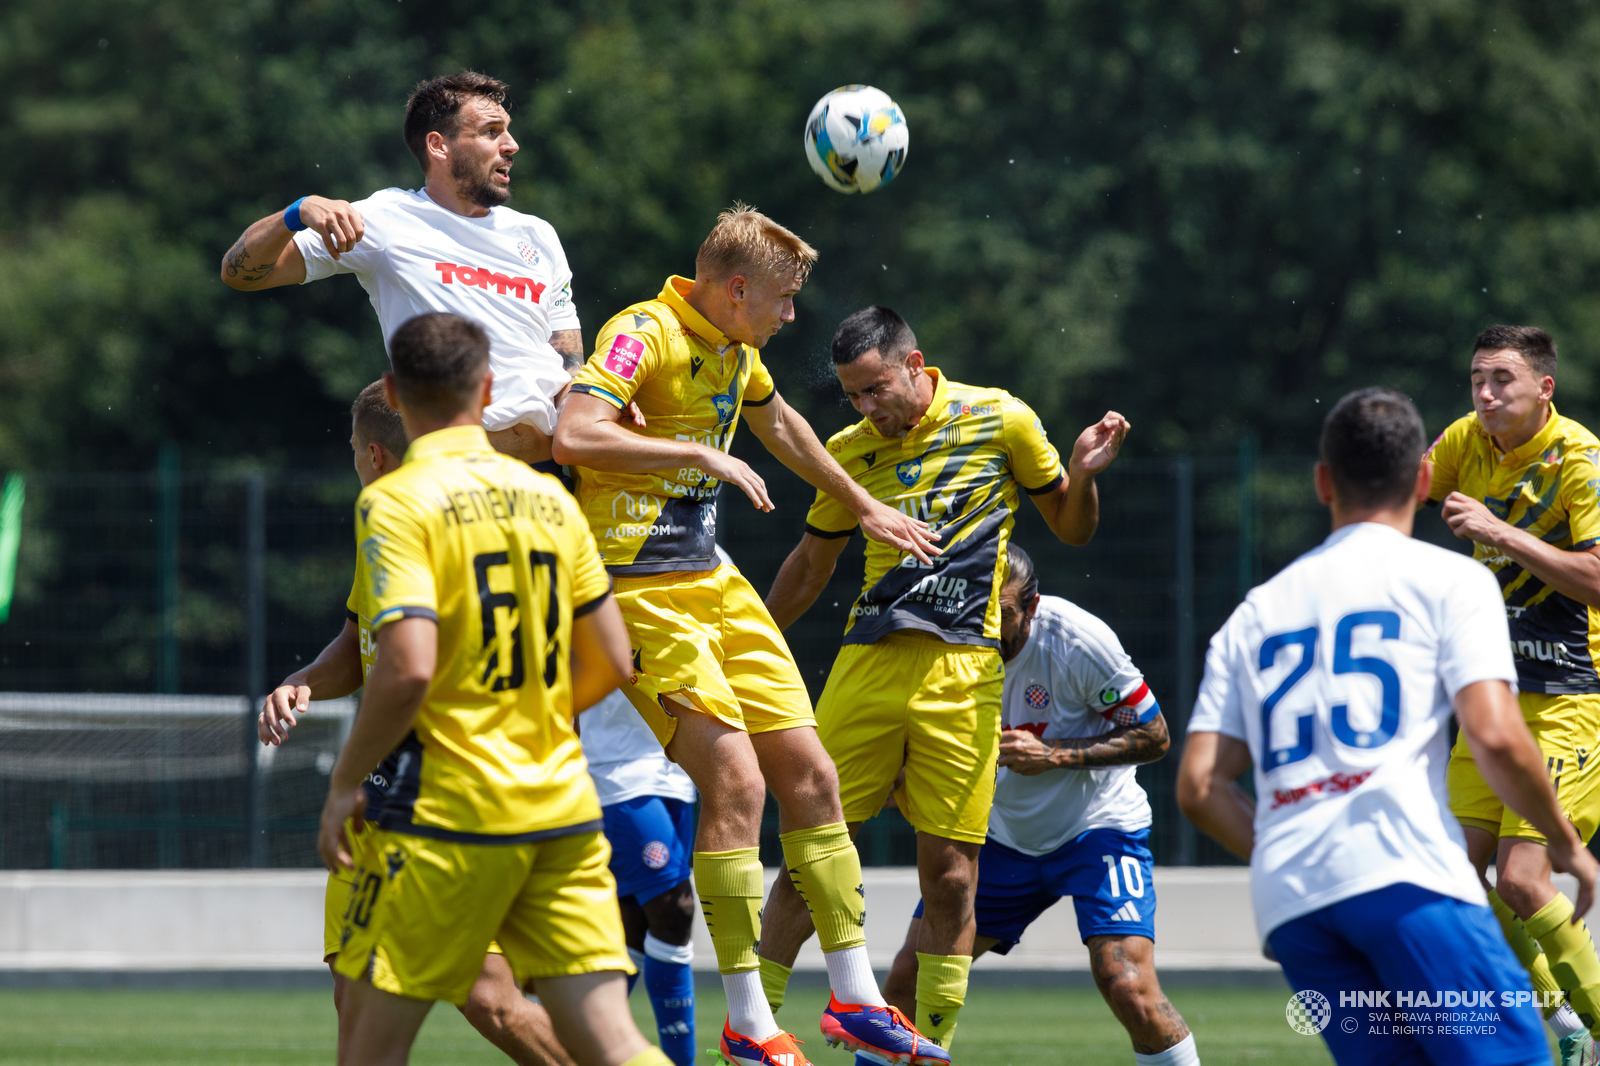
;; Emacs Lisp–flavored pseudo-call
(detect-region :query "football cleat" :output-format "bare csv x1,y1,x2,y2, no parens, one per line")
1561,1029,1597,1066
819,995,951,1065
719,1020,812,1066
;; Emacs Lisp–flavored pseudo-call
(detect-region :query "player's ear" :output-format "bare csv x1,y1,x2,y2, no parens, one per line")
382,372,400,412
904,349,925,373
425,130,449,174
1414,459,1433,504
725,274,747,307
1313,461,1336,506
479,369,494,410
1540,374,1555,404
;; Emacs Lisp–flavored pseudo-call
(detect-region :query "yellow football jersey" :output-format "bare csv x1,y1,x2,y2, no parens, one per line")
1427,405,1600,694
567,276,776,574
353,424,613,840
806,369,1063,647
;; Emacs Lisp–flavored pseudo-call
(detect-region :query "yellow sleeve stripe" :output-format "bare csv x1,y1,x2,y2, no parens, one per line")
372,605,439,629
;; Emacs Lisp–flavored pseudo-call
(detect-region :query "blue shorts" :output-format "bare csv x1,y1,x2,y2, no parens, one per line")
913,828,1157,949
1268,882,1546,1066
601,795,695,905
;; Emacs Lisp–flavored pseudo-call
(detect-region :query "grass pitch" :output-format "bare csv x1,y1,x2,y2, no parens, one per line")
0,983,1334,1066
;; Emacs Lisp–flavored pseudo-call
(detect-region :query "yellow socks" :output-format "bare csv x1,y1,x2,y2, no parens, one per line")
759,956,793,1012
694,848,764,973
619,1049,674,1066
779,822,867,952
1489,889,1565,1018
914,952,971,1048
1526,893,1600,1035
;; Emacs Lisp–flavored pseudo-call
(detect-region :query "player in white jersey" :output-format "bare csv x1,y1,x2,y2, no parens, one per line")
219,71,583,468
1179,387,1597,1066
881,543,1199,1066
580,686,699,1066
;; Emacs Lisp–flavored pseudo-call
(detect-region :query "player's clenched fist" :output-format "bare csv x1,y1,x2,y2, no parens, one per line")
317,784,367,873
295,196,365,259
1070,411,1131,478
258,683,312,746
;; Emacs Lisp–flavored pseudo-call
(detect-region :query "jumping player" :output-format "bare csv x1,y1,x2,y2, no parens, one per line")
220,71,582,468
1179,386,1598,1066
552,208,946,1066
757,306,1128,1046
1427,325,1600,1056
260,380,577,1066
579,689,699,1066
316,313,666,1066
881,543,1198,1064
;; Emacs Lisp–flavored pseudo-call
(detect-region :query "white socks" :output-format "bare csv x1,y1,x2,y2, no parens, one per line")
1134,1033,1200,1066
823,945,885,1007
725,970,780,1041
1550,1003,1586,1038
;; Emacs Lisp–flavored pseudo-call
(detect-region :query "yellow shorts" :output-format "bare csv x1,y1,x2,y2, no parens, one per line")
816,631,1002,845
613,563,814,748
332,828,631,1005
1449,691,1600,845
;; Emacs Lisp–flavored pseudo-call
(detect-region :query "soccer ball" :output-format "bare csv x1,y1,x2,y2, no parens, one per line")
803,85,909,194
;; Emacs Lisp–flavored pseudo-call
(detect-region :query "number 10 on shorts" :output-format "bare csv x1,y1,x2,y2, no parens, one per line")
1102,854,1145,898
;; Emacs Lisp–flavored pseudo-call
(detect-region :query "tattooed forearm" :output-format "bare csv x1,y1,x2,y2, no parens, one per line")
223,237,277,284
550,329,585,372
1048,713,1170,769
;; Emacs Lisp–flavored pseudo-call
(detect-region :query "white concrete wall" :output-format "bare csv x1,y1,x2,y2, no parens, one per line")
3,867,1581,975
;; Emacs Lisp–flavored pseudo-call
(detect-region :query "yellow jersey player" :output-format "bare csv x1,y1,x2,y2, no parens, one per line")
258,380,578,1066
553,206,948,1066
1427,324,1600,1058
757,307,1129,1048
316,313,668,1066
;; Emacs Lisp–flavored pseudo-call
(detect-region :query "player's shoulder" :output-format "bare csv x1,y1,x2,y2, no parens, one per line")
1427,412,1485,456
1030,595,1128,666
598,298,675,345
1551,413,1600,469
489,203,563,242
355,186,426,216
823,418,878,457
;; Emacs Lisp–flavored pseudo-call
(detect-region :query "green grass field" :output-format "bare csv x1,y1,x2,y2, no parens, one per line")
0,983,1337,1066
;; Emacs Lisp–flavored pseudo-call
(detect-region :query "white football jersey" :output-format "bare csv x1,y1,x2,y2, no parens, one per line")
294,188,581,434
990,595,1157,855
1188,522,1514,947
578,690,696,808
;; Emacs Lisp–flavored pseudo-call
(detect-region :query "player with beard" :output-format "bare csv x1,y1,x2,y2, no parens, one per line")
220,71,585,470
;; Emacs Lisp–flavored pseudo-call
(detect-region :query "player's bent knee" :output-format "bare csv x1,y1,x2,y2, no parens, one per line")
644,881,698,945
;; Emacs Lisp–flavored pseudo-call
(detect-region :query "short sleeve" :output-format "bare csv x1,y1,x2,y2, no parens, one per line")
542,225,581,333
1437,561,1517,698
1071,648,1160,727
1560,446,1600,550
1189,620,1249,742
355,486,438,630
1424,418,1467,504
1001,395,1064,495
743,351,777,408
563,495,613,616
570,313,666,409
293,196,384,283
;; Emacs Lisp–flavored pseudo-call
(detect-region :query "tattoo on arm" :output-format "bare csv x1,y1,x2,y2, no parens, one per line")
550,329,585,372
1049,714,1170,769
224,236,278,284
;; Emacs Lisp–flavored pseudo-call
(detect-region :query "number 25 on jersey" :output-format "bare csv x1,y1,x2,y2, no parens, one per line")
1258,610,1402,773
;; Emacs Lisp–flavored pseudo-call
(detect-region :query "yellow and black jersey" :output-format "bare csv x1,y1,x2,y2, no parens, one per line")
567,276,776,575
806,369,1063,647
353,424,613,841
345,575,402,817
1427,406,1600,695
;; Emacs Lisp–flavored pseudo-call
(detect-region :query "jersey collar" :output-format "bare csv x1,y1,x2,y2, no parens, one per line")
403,424,494,464
659,276,736,353
1490,403,1563,467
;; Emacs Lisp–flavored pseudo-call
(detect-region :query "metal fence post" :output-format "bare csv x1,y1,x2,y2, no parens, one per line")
245,472,268,867
1173,457,1198,865
156,445,180,694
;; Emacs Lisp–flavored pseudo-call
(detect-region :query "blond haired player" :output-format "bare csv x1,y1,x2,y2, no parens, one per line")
259,380,578,1066
757,306,1127,1047
1427,324,1600,1058
553,206,947,1066
317,313,667,1066
220,71,583,470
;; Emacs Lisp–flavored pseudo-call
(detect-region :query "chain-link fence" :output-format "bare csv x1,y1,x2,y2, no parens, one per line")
0,448,1469,869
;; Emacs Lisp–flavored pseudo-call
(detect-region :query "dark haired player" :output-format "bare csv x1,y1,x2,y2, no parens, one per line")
1180,387,1596,1066
1427,325,1600,1058
757,305,1128,1046
259,380,578,1066
219,71,582,468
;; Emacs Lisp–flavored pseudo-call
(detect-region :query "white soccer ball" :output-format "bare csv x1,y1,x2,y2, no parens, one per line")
803,85,909,195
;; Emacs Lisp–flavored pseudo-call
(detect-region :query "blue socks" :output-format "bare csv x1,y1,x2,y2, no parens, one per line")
643,932,696,1066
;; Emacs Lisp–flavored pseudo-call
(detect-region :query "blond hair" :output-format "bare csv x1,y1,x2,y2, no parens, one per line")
694,203,818,284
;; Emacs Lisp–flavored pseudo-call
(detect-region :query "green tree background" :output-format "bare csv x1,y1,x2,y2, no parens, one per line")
6,0,1600,471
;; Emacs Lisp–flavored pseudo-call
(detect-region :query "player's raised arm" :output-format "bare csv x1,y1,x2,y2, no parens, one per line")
741,391,939,563
1028,411,1129,546
259,618,363,745
766,531,852,630
1455,679,1599,917
220,195,364,291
